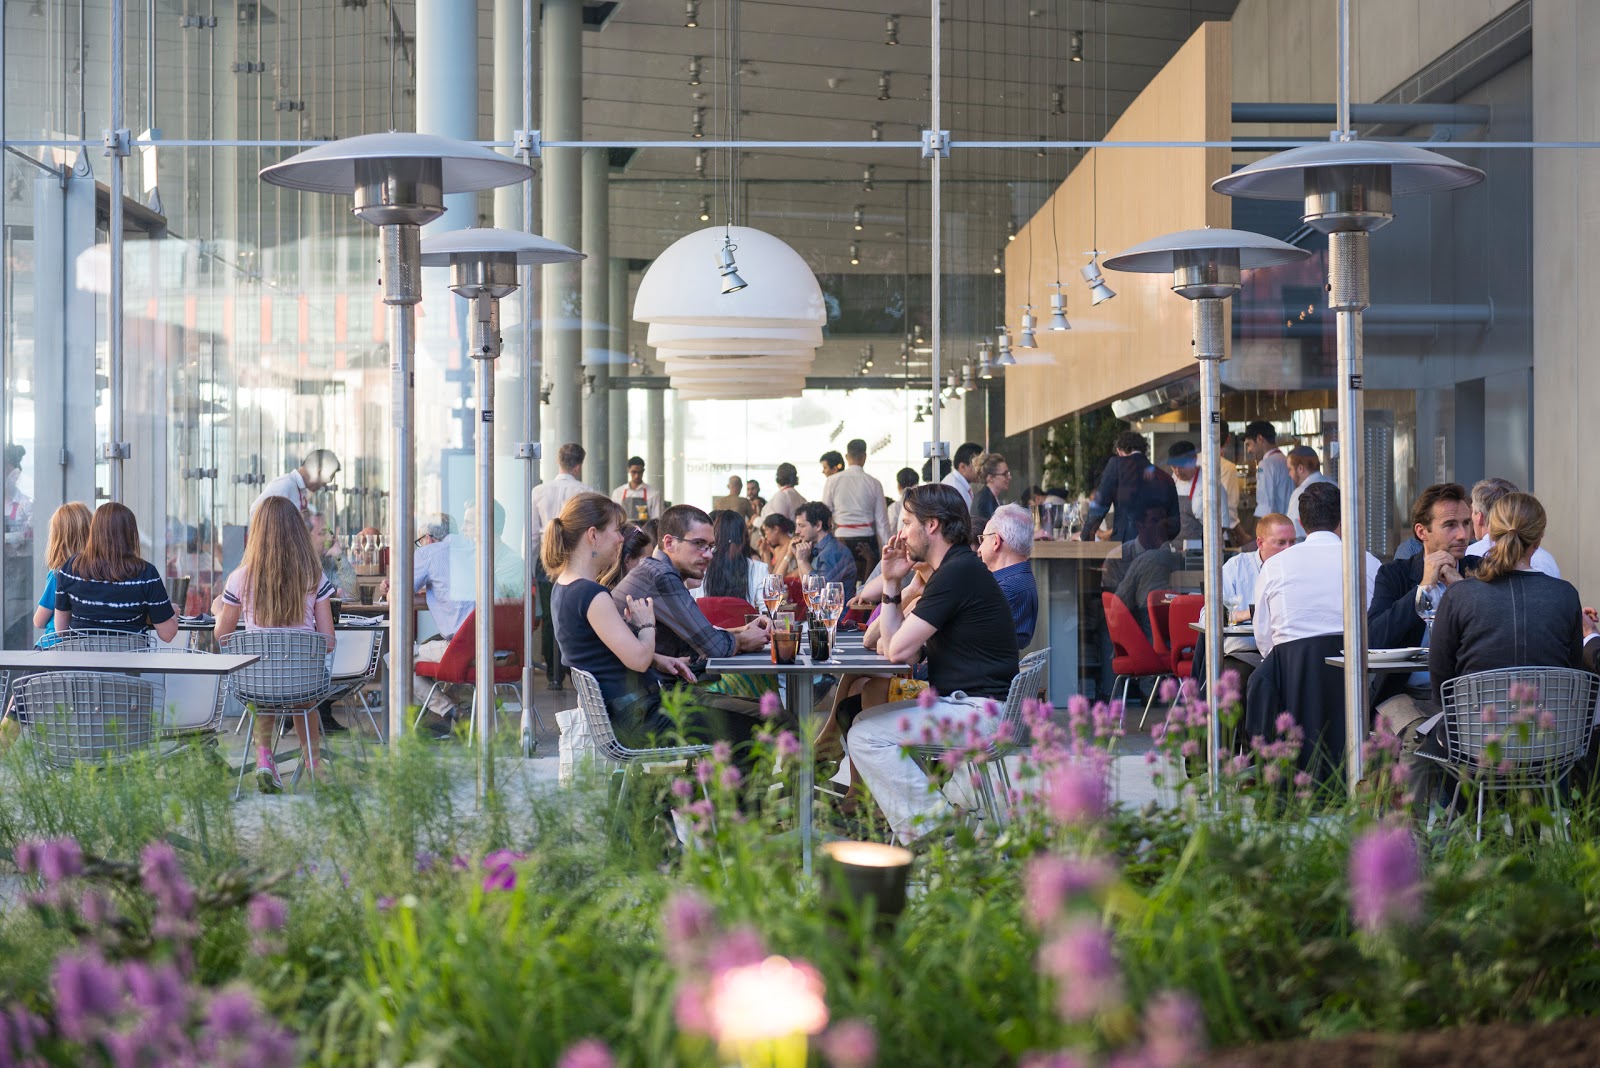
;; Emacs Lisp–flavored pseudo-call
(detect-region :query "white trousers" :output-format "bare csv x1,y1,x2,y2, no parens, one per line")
845,694,998,844
412,638,458,717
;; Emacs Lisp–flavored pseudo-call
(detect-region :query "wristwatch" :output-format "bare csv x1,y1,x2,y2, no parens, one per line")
882,592,902,605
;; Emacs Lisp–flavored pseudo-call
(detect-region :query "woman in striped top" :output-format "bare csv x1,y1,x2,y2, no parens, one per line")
216,496,337,791
31,502,91,639
53,503,179,643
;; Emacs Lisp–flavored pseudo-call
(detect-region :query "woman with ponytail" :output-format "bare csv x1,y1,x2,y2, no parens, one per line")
1429,493,1585,706
547,492,754,751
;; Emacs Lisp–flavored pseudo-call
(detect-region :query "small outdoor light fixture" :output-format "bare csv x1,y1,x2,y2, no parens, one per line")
960,362,977,391
1069,30,1083,61
884,14,900,45
991,251,1003,275
691,107,705,138
877,72,892,101
420,227,583,802
1050,87,1065,115
687,56,702,86
1017,305,1038,348
1104,226,1309,800
870,122,883,141
697,196,711,222
848,243,861,266
1213,137,1481,793
978,353,995,380
1081,254,1117,305
716,235,748,293
694,149,706,176
913,403,925,424
1047,282,1071,331
862,165,876,193
862,344,874,368
853,205,865,231
685,0,699,28
259,132,529,746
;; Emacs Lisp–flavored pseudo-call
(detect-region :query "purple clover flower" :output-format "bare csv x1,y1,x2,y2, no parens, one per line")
1142,991,1205,1068
661,889,717,965
820,1019,878,1068
51,952,124,1042
557,1038,616,1068
1038,920,1123,1021
916,687,939,710
1349,824,1422,933
775,731,802,759
139,842,196,920
247,895,287,934
1044,759,1107,826
758,691,783,720
1023,854,1113,929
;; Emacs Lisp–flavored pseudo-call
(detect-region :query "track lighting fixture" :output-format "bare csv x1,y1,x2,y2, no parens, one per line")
1017,306,1038,349
1006,217,1016,243
885,14,900,45
995,329,1012,363
697,197,711,222
992,251,1003,275
870,122,883,141
862,344,874,369
862,165,876,193
961,363,977,391
1051,87,1065,115
691,108,705,138
1070,30,1083,61
1048,283,1071,331
878,72,892,101
853,205,865,231
978,351,995,380
848,243,861,266
685,0,699,28
688,56,702,86
694,149,706,176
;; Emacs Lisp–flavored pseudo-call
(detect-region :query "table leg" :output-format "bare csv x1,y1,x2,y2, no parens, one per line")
792,669,816,876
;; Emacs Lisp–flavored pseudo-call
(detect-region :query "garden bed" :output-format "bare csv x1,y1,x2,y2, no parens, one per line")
1212,1016,1600,1067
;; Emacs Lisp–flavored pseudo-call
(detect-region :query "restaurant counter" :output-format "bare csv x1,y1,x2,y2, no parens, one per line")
1025,538,1119,705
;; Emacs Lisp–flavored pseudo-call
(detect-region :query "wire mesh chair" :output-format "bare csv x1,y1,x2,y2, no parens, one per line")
569,668,713,833
37,628,159,652
909,648,1050,829
151,647,232,753
221,629,336,797
1439,667,1599,840
325,627,386,744
15,671,161,769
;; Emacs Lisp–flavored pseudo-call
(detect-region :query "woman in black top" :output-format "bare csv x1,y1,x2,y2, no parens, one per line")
701,509,761,601
53,502,179,643
969,452,1011,524
1429,492,1585,706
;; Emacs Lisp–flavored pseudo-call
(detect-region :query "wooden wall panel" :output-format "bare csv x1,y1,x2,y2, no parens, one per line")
1004,22,1232,432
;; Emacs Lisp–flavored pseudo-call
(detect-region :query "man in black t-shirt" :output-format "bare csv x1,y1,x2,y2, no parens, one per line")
846,483,1020,844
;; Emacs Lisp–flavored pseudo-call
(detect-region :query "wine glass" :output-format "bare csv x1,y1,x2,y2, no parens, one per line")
1414,584,1439,631
761,573,785,619
821,587,847,664
801,573,823,617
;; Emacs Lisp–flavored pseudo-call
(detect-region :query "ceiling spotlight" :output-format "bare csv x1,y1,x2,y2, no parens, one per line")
697,196,711,222
961,363,977,391
716,236,747,294
862,344,874,368
870,122,883,141
629,345,644,371
1035,135,1048,159
694,149,706,176
1081,254,1117,305
688,56,702,86
997,342,1017,367
992,251,1003,275
862,165,876,193
848,243,861,266
996,329,1012,363
685,0,699,28
691,108,705,138
914,404,925,424
1051,87,1065,115
885,14,900,45
878,72,892,101
1048,282,1071,331
1017,305,1038,349
1006,217,1016,243
1070,30,1083,62
978,352,995,380
853,205,865,231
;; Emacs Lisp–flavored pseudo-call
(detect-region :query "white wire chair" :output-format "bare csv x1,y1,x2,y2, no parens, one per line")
150,647,232,753
569,667,713,833
36,628,159,652
14,671,162,769
221,629,336,797
325,627,386,742
909,648,1051,829
1439,667,1599,840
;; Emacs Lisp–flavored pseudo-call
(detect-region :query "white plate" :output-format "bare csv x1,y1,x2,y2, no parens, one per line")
1366,647,1426,663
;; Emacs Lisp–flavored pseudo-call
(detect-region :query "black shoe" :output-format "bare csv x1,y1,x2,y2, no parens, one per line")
319,711,348,734
416,712,457,740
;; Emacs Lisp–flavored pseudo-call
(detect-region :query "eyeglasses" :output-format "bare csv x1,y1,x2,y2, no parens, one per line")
672,536,715,555
414,536,427,547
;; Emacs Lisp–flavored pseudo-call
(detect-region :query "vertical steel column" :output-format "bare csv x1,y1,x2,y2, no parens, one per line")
927,0,942,460
670,391,685,504
519,0,541,726
608,258,629,489
581,149,609,482
647,388,665,499
541,0,583,468
382,223,422,743
1330,230,1370,788
107,0,129,500
1194,298,1226,797
492,0,523,232
472,293,499,799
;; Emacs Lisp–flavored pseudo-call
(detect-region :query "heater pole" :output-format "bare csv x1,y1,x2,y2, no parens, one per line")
1193,298,1226,798
382,224,421,744
1330,230,1369,790
473,292,499,800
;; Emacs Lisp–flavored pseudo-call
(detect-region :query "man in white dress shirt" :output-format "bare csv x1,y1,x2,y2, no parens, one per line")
531,442,594,688
1219,513,1295,656
1253,482,1381,659
822,438,892,583
1243,420,1292,525
1284,446,1333,540
940,442,984,509
1467,477,1560,577
251,448,341,520
611,456,661,521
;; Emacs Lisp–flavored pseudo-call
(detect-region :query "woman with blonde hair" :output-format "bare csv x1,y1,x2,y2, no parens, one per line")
1430,492,1584,706
215,495,336,791
545,492,754,754
32,502,91,637
54,502,179,643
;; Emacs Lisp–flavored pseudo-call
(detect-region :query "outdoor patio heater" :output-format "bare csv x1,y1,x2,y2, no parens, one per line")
260,134,531,745
1212,3,1483,790
1103,228,1309,796
421,228,584,802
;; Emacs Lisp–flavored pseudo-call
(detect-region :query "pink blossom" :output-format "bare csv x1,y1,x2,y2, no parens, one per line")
706,926,767,974
674,981,712,1034
557,1038,615,1068
897,715,912,733
917,687,939,710
821,1019,878,1068
1273,712,1296,736
1142,991,1206,1068
670,778,694,799
759,691,783,719
1349,824,1422,933
1158,678,1179,705
139,841,196,922
247,895,287,933
719,766,743,791
1536,709,1557,732
1038,920,1123,1021
1292,771,1312,790
1044,760,1107,826
775,731,802,759
696,760,714,785
1024,854,1113,928
711,740,733,764
1480,704,1498,723
662,889,717,964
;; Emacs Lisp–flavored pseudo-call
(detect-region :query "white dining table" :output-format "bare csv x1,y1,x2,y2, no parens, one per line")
0,651,260,674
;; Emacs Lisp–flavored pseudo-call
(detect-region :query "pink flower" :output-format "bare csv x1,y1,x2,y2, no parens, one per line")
481,850,526,893
711,740,733,764
1273,712,1296,736
719,766,743,791
1292,771,1312,790
1024,854,1113,928
1142,991,1206,1068
670,778,694,799
675,982,712,1034
139,842,196,922
1038,920,1123,1021
557,1038,615,1068
775,731,802,759
662,889,717,965
708,955,828,1043
821,1019,878,1068
1044,760,1107,826
916,688,939,710
1349,824,1422,933
707,926,767,975
247,895,287,933
759,691,783,719
1158,678,1179,705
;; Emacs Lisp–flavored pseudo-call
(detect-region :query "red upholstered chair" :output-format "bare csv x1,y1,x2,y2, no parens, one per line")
413,602,539,740
1146,590,1177,660
697,596,759,629
1166,594,1205,679
1102,591,1174,732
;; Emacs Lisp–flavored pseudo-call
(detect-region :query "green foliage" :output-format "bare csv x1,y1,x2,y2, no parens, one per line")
1041,406,1127,496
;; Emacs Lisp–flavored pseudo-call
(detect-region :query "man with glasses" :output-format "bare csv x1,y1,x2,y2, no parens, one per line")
977,503,1038,650
612,504,771,667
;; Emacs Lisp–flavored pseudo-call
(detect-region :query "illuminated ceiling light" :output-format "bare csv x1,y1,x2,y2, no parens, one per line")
1081,254,1117,305
978,351,995,379
862,165,876,193
848,243,861,266
1047,282,1071,331
715,236,748,294
877,72,892,101
885,14,900,45
853,205,865,231
992,251,1003,275
1017,306,1038,349
691,108,705,138
862,343,874,369
685,0,699,28
1006,217,1016,242
687,56,702,86
1069,30,1083,62
697,196,710,222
